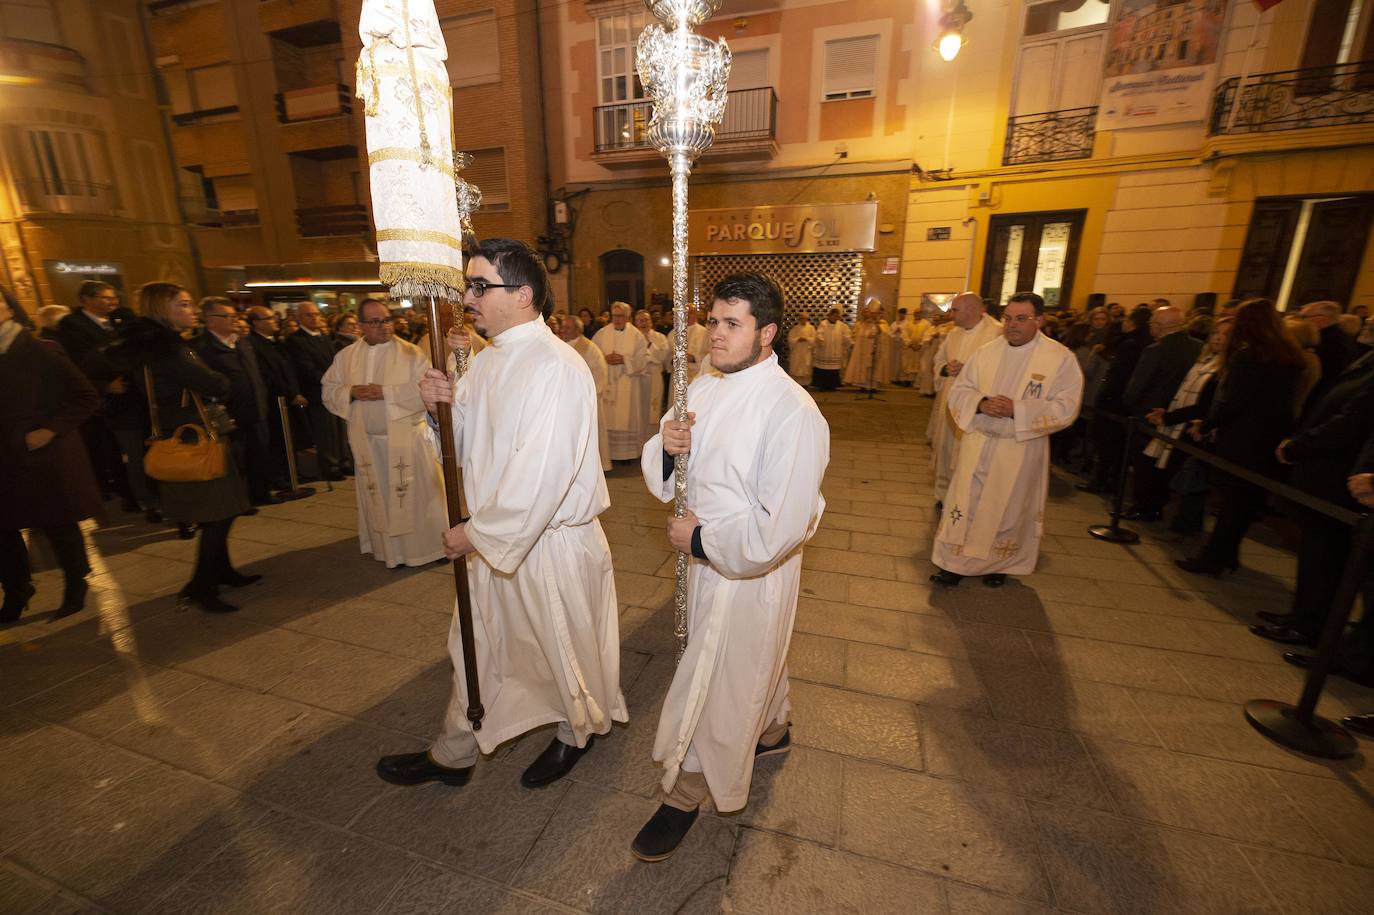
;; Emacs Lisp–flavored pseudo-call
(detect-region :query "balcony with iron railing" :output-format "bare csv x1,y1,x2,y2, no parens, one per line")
592,86,778,165
296,203,369,238
1003,106,1098,166
1210,59,1374,135
13,179,117,217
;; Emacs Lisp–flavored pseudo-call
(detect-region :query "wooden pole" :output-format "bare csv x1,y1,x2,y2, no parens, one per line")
425,295,484,730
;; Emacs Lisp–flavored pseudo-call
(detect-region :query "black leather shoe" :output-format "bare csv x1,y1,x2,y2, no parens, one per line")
930,569,963,587
221,571,264,588
177,524,196,540
1250,624,1314,647
755,728,791,759
1176,557,1238,576
1122,509,1162,522
1283,651,1315,670
521,735,594,788
982,573,1007,588
631,803,700,862
145,509,164,524
51,579,88,620
376,751,473,787
1257,610,1302,626
0,582,36,624
1285,653,1374,688
178,590,239,614
1342,714,1374,739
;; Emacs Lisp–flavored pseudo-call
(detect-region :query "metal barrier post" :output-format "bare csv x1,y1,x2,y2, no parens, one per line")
275,396,314,501
1244,512,1374,759
1088,415,1141,544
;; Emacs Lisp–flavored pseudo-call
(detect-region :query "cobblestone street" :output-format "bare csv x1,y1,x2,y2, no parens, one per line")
3,386,1373,914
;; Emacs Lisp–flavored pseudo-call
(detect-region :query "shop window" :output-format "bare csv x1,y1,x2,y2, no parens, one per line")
0,0,61,45
597,10,647,104
981,210,1086,310
464,147,509,212
440,10,500,88
1233,195,1374,309
822,35,878,100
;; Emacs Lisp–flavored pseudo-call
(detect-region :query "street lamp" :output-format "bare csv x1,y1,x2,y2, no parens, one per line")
934,1,973,62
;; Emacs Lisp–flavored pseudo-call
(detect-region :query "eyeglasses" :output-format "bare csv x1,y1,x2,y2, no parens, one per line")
466,278,521,298
359,318,393,327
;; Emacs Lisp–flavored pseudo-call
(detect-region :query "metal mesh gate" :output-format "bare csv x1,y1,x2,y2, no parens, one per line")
692,252,864,328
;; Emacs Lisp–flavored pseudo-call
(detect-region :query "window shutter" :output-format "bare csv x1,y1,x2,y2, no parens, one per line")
441,10,501,88
823,35,878,100
464,147,509,211
728,49,769,91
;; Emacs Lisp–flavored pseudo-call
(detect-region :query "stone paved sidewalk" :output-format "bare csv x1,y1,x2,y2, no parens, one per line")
2,385,1372,914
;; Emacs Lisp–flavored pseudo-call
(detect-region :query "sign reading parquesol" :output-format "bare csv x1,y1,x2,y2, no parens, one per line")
689,202,878,255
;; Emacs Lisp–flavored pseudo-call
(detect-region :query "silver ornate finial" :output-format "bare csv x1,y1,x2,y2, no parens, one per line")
636,0,730,661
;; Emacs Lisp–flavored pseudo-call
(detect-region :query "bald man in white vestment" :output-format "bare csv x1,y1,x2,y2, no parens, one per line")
376,238,626,791
322,300,447,568
631,272,829,862
592,302,650,460
931,293,1003,504
931,293,1083,588
559,314,611,471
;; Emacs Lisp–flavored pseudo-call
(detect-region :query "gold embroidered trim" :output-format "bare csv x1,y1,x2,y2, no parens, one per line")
377,228,463,250
367,147,457,176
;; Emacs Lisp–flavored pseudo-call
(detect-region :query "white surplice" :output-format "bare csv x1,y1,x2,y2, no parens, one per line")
685,323,710,380
843,319,894,388
569,336,611,471
640,353,829,811
813,319,851,370
900,318,930,381
592,325,649,460
931,314,1003,500
918,322,945,396
322,338,447,567
640,328,670,421
787,322,815,385
932,333,1083,575
433,318,626,758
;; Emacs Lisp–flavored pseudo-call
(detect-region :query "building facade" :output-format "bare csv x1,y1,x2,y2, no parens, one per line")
145,0,547,310
901,0,1374,315
0,0,197,310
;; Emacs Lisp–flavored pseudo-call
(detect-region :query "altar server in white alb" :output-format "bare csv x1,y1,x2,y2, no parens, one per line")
931,292,1003,503
685,307,711,380
632,272,829,862
592,301,650,460
635,308,670,421
376,238,626,791
786,313,815,386
811,307,852,391
558,313,611,471
931,292,1083,588
322,299,447,568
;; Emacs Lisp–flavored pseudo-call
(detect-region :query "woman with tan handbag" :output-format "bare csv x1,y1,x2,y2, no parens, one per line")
106,283,258,613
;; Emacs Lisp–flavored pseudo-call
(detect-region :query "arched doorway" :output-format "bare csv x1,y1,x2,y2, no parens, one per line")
600,249,644,310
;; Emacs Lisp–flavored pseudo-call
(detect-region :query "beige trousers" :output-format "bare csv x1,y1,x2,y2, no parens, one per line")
662,720,789,812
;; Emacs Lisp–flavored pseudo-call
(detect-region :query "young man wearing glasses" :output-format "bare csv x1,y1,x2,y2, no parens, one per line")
320,299,447,568
376,237,626,791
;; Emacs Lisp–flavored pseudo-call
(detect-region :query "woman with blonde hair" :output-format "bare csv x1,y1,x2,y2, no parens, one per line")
103,282,257,612
1283,316,1322,413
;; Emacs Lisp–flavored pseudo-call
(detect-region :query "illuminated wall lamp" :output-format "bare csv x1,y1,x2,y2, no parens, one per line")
934,1,973,62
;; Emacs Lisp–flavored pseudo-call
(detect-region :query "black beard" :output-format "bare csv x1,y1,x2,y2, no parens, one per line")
716,333,764,374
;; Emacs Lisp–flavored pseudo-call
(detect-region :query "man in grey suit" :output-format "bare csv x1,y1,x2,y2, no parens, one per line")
1122,306,1202,521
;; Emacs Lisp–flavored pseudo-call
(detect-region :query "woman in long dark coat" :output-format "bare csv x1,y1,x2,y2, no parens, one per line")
0,290,102,623
104,283,258,613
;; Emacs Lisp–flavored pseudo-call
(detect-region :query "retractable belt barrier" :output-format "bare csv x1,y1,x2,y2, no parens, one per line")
1074,404,1373,759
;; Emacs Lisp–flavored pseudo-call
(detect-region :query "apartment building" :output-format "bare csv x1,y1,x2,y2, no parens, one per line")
145,0,547,309
0,0,197,309
901,0,1374,314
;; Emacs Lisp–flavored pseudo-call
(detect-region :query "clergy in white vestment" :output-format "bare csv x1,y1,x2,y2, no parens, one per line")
559,313,611,471
375,238,626,792
918,317,947,396
631,272,829,862
592,302,650,460
930,292,1083,588
685,308,710,380
897,310,930,386
931,294,1003,503
321,300,447,568
842,303,894,390
635,308,670,421
786,315,815,386
887,309,913,385
811,307,852,391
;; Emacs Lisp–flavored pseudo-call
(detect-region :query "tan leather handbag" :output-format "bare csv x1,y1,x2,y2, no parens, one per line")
142,366,228,482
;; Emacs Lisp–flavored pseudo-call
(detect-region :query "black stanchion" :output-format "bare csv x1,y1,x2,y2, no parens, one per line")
1243,513,1374,760
275,396,314,502
1088,417,1141,544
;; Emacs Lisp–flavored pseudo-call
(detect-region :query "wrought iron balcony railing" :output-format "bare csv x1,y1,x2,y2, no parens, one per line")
172,105,241,127
594,86,778,153
1211,59,1374,135
1003,106,1097,166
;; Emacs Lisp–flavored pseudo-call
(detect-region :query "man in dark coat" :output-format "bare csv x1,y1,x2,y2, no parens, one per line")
1122,306,1203,519
0,292,102,623
1077,305,1153,493
243,306,308,490
193,297,275,505
1300,300,1363,408
1250,350,1374,648
284,301,345,480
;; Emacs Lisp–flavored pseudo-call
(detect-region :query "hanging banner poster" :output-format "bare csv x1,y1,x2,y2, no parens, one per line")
1098,0,1228,130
